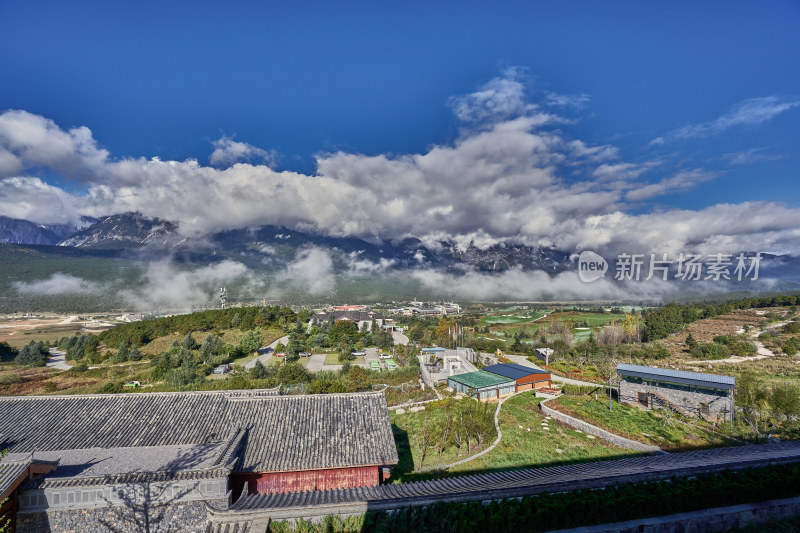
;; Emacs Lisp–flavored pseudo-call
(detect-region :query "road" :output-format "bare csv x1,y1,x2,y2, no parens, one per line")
244,335,289,369
391,330,409,346
46,348,72,370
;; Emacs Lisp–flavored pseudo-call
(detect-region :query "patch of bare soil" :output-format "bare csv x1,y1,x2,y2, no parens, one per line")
663,309,770,358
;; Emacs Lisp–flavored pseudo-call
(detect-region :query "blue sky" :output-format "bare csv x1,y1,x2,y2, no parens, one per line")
0,0,799,256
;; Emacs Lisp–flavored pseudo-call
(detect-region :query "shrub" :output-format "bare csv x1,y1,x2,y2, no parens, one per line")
782,322,800,334
690,342,730,359
96,382,123,394
68,363,89,373
0,373,24,386
561,384,607,396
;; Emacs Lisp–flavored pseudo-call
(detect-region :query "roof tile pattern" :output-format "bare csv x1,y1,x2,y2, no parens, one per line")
226,441,800,511
0,390,398,473
0,456,30,497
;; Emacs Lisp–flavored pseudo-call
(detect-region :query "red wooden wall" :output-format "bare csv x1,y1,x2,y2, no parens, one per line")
231,465,380,497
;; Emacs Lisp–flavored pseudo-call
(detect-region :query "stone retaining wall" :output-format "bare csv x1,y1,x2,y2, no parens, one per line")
619,380,733,420
17,498,227,533
539,398,664,454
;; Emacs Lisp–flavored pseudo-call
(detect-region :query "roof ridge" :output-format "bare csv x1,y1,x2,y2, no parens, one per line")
0,387,281,400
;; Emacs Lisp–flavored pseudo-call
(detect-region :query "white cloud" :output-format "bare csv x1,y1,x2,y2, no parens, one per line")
721,148,784,166
276,246,336,295
625,169,717,202
653,96,800,145
592,162,649,181
0,177,86,224
13,273,103,295
448,67,541,124
545,92,591,109
409,267,689,302
0,110,109,182
0,73,798,264
209,136,276,167
120,259,255,312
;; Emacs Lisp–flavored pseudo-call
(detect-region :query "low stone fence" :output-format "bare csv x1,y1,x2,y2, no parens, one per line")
539,398,665,454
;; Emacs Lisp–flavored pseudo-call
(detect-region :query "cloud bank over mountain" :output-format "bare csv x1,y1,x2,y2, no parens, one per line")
1,71,799,257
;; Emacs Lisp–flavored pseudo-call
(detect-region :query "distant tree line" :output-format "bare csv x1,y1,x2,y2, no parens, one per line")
98,305,302,347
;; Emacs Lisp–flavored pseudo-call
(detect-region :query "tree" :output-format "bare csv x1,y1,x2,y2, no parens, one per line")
128,345,143,362
686,333,698,349
250,359,268,380
15,341,49,367
416,414,436,467
181,333,197,351
0,341,17,363
114,341,129,363
239,330,263,354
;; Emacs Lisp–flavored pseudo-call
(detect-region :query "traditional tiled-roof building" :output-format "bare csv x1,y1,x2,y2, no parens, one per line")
312,308,385,331
0,389,398,532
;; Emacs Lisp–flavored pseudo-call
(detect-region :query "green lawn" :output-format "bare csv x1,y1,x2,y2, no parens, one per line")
553,395,737,451
560,313,622,327
323,353,366,365
482,311,546,325
450,394,633,474
390,400,496,479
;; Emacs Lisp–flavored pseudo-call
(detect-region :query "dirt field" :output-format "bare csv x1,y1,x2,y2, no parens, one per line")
0,316,116,348
661,309,775,358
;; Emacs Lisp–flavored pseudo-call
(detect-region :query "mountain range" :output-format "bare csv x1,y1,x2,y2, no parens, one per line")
0,212,574,273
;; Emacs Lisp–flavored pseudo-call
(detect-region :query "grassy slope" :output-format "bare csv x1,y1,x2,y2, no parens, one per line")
553,395,737,451
451,394,630,474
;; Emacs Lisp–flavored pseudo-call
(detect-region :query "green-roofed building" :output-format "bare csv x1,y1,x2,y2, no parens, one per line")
447,371,515,401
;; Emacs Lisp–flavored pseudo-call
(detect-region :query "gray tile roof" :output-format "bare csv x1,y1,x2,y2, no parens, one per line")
617,363,735,390
0,455,31,498
0,389,398,474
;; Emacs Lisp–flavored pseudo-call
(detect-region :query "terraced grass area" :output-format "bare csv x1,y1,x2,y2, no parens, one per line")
450,394,631,474
551,395,738,452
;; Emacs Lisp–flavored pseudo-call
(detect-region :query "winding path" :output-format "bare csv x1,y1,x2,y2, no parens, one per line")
46,348,72,370
432,390,523,471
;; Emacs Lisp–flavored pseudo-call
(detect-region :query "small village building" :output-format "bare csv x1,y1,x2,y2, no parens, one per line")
447,371,515,401
616,363,735,420
483,363,552,392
